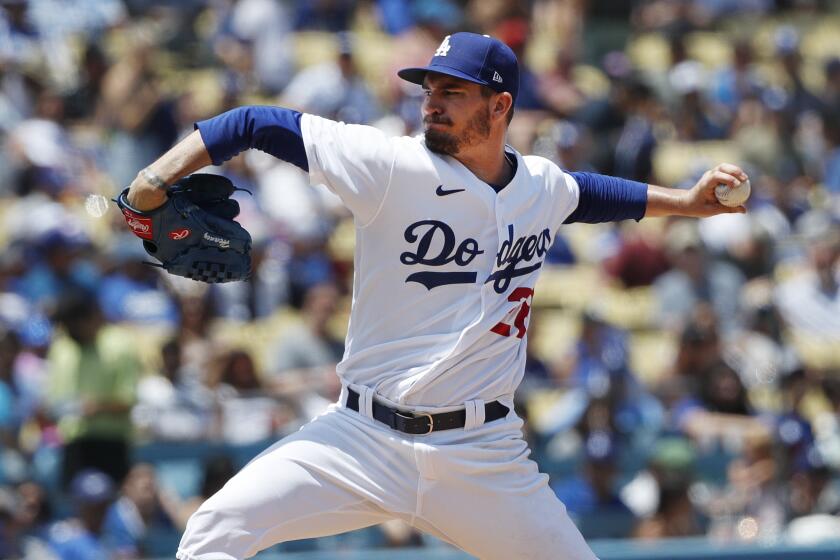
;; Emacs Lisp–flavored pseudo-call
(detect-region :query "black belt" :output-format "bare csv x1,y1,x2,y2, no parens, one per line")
345,389,509,435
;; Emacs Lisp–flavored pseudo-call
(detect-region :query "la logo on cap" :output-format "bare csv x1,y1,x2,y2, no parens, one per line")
434,36,451,57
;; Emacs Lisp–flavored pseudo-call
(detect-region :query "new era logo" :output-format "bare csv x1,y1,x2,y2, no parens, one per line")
434,35,451,57
492,71,503,83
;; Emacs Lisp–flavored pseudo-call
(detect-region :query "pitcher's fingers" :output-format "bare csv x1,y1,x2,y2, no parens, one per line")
716,163,748,182
708,170,741,188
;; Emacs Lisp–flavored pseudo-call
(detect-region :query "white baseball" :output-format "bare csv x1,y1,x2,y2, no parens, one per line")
715,179,750,207
84,194,111,218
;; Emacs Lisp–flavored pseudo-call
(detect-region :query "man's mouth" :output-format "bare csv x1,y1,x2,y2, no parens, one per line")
424,116,452,127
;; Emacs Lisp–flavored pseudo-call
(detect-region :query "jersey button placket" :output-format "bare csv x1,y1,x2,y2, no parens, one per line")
489,186,510,294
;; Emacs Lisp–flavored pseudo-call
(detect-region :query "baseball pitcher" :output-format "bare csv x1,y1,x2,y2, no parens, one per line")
122,33,747,560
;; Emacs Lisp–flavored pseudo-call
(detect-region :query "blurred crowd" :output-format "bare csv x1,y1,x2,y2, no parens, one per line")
2,0,840,558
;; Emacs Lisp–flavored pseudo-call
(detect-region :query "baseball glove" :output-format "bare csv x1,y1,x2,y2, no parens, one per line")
116,174,252,283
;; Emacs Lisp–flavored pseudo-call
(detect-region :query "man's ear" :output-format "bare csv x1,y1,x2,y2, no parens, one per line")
493,92,514,122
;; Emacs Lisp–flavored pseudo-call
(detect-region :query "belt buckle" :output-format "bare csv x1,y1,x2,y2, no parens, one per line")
415,412,434,435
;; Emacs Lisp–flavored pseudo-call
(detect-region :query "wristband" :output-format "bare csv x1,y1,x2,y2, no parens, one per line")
141,167,168,190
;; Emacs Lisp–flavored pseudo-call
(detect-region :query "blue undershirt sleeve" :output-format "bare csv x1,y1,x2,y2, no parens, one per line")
194,106,309,172
563,171,649,224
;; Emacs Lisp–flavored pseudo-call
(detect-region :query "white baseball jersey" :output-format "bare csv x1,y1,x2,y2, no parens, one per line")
301,114,580,407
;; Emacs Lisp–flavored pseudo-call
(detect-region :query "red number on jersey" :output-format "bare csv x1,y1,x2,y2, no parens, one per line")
490,287,534,339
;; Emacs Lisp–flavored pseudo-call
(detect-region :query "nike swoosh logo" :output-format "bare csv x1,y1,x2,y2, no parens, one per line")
436,185,466,196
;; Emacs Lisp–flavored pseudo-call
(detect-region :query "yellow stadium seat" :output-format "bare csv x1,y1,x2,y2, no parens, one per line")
529,309,580,364
600,286,656,330
629,330,678,385
790,332,840,370
653,141,741,187
292,31,342,69
685,32,733,70
534,265,603,310
211,308,300,375
525,388,568,432
328,217,356,262
627,33,671,73
573,64,611,100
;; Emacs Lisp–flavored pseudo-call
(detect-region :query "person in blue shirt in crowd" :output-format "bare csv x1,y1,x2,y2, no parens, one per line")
47,469,115,560
0,328,23,446
102,463,180,559
551,431,636,539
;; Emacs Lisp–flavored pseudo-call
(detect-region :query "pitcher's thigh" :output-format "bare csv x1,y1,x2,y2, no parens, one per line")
177,422,393,559
428,482,597,560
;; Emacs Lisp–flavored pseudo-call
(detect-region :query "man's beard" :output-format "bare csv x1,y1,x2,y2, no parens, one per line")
424,105,491,156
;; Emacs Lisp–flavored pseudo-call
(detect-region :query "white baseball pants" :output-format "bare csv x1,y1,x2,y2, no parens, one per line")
176,385,598,560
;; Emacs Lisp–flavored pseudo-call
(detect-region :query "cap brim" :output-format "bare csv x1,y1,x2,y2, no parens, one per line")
398,64,489,88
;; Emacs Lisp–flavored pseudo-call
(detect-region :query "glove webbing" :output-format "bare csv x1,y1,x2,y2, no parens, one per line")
186,261,239,283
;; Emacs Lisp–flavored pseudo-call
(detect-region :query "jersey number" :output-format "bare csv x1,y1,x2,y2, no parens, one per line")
490,287,534,339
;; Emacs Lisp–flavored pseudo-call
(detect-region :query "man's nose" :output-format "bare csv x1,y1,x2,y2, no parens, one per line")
423,94,444,115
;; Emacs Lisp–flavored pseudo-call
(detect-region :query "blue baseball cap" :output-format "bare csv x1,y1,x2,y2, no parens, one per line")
70,469,115,504
398,32,519,103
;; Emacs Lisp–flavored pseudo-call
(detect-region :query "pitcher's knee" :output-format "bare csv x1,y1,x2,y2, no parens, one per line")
178,497,258,560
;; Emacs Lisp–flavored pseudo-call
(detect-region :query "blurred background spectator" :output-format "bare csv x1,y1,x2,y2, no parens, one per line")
47,290,140,489
47,468,117,560
101,462,181,558
2,0,840,557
